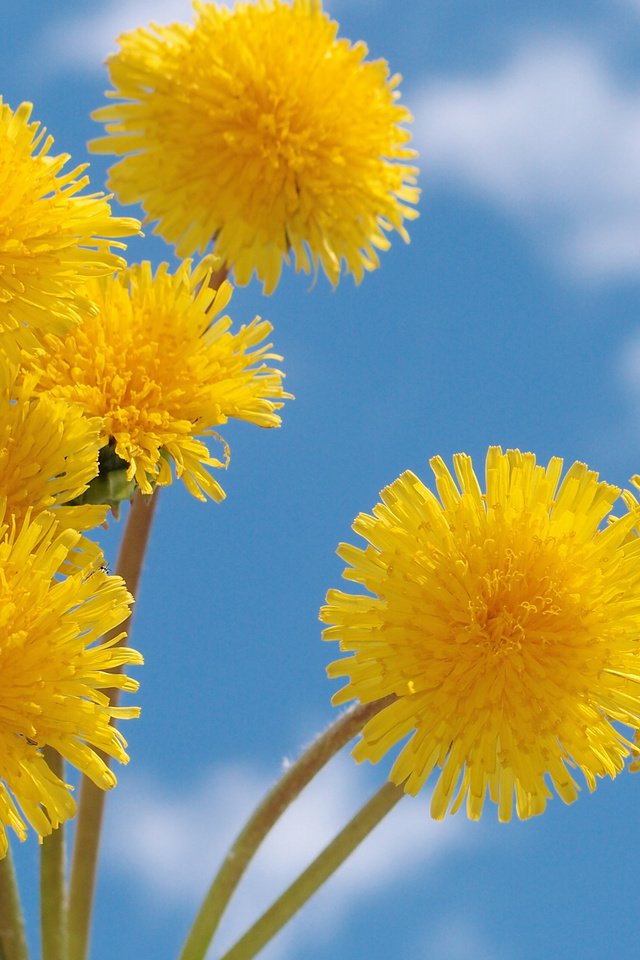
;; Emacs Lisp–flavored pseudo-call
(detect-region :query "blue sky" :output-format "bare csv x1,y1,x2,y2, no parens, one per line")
5,1,640,958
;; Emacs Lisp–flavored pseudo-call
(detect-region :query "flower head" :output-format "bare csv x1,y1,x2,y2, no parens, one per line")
91,0,419,293
0,98,139,356
26,259,289,500
322,447,640,822
0,362,105,546
0,507,141,855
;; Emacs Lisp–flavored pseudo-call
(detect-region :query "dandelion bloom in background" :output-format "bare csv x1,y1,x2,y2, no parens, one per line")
91,0,419,293
321,447,640,822
0,99,139,356
27,259,289,501
0,362,106,547
0,508,141,856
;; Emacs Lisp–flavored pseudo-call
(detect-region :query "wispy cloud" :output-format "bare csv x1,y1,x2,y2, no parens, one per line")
42,0,224,71
616,327,640,397
412,914,504,960
413,39,640,282
105,755,479,959
614,327,640,449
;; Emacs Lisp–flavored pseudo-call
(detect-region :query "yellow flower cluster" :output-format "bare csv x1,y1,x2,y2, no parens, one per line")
91,0,419,292
0,509,140,855
0,98,139,357
0,98,146,851
1,72,287,851
4,0,639,862
6,0,640,870
26,259,290,501
0,5,299,846
6,0,640,939
323,448,640,821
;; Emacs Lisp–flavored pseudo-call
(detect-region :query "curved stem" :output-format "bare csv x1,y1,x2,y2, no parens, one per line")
178,697,394,960
0,847,29,960
220,781,405,960
67,489,158,960
40,750,67,960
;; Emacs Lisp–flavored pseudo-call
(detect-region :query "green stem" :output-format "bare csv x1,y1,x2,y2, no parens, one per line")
0,846,29,960
40,749,67,960
67,489,158,960
178,696,394,960
220,781,405,960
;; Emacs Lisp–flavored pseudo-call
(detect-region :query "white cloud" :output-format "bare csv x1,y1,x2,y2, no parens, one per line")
413,39,640,282
616,327,640,395
43,0,231,70
414,915,502,960
105,755,479,959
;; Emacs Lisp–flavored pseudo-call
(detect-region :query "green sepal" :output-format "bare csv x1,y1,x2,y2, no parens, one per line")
66,439,137,516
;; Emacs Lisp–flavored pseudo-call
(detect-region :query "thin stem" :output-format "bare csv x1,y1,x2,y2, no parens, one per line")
67,489,158,960
40,750,67,960
178,697,394,960
0,847,29,960
220,781,405,960
110,488,160,604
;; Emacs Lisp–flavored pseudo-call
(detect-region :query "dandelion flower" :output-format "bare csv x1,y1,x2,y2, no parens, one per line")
91,0,419,293
0,98,139,355
0,507,141,855
0,362,106,542
27,259,289,501
321,447,640,822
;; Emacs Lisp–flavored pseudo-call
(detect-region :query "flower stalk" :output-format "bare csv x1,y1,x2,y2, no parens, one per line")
220,781,405,960
178,697,394,960
0,849,29,960
40,750,67,960
67,489,158,960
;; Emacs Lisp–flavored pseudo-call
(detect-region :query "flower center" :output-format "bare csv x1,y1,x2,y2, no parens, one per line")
453,533,584,675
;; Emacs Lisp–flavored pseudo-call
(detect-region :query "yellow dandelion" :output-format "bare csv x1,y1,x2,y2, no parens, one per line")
0,361,106,544
321,447,640,822
27,259,289,501
0,506,141,855
90,0,419,293
0,98,139,355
